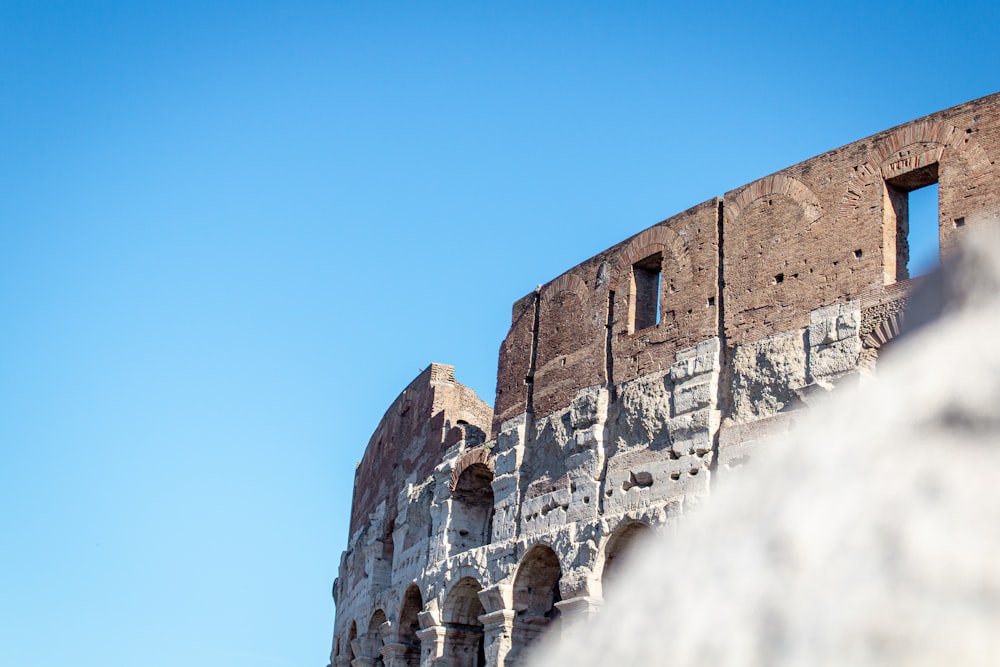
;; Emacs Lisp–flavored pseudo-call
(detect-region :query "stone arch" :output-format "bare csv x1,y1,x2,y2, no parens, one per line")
540,272,589,303
608,225,691,292
839,119,995,217
837,119,996,282
726,173,823,224
447,456,496,556
366,609,388,666
372,517,395,587
868,120,948,176
450,447,495,490
535,271,598,383
508,544,563,666
862,310,904,351
396,584,423,667
446,411,488,447
442,577,487,667
347,620,358,663
599,521,653,597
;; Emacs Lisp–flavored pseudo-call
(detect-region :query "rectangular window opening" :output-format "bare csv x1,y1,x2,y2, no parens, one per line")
630,253,662,332
906,182,940,277
883,165,940,284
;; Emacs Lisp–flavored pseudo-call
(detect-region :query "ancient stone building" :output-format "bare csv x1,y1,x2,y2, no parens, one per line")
328,93,1000,667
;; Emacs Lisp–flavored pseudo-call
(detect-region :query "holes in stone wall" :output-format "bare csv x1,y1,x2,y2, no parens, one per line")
621,470,654,491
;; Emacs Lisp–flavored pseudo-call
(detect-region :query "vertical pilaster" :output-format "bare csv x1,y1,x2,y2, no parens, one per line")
380,642,413,667
479,609,516,667
416,625,446,667
554,595,603,634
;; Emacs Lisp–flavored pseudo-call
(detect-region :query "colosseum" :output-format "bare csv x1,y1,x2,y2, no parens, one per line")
328,92,1000,667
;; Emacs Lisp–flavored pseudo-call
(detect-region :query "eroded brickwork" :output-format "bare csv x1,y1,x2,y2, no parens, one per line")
329,93,1000,667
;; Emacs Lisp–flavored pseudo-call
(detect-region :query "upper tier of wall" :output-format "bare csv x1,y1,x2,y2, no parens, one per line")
331,91,1000,667
348,364,492,536
492,91,1000,432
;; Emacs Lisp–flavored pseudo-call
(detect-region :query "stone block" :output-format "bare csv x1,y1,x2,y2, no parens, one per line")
570,386,607,429
672,376,715,415
730,328,808,422
809,336,862,380
614,370,673,449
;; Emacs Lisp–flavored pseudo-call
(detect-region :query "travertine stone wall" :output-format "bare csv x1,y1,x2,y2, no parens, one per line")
329,92,1000,667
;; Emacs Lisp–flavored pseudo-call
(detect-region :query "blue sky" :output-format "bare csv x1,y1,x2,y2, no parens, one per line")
1,2,996,666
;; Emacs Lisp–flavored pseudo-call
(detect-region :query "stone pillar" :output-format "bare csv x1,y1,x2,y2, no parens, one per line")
507,614,553,667
416,625,446,667
334,655,353,667
554,595,603,635
443,626,485,667
351,635,383,667
479,609,515,667
380,642,414,667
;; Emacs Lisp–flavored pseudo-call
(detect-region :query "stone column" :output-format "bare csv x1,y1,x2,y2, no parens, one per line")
351,635,383,667
416,625,446,667
380,642,414,667
443,626,485,667
507,614,555,667
554,595,603,635
479,609,515,667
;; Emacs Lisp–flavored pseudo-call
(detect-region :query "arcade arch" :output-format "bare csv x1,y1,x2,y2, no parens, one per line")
442,577,487,667
508,544,562,666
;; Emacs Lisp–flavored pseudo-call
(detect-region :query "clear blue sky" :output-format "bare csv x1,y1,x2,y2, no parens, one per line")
1,2,996,666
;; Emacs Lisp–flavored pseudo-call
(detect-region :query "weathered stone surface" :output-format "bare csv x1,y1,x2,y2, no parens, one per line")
808,301,862,381
329,95,1000,667
529,232,1000,667
613,370,673,451
730,329,808,423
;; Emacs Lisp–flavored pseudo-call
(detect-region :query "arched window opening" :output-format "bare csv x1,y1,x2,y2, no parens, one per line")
347,621,358,663
403,483,433,551
367,609,387,667
443,577,486,667
448,463,495,556
398,584,424,667
373,519,395,587
601,522,653,597
508,545,562,666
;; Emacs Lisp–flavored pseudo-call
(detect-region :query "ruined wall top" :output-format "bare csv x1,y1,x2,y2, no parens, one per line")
492,91,1000,432
330,92,1000,667
348,363,492,535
